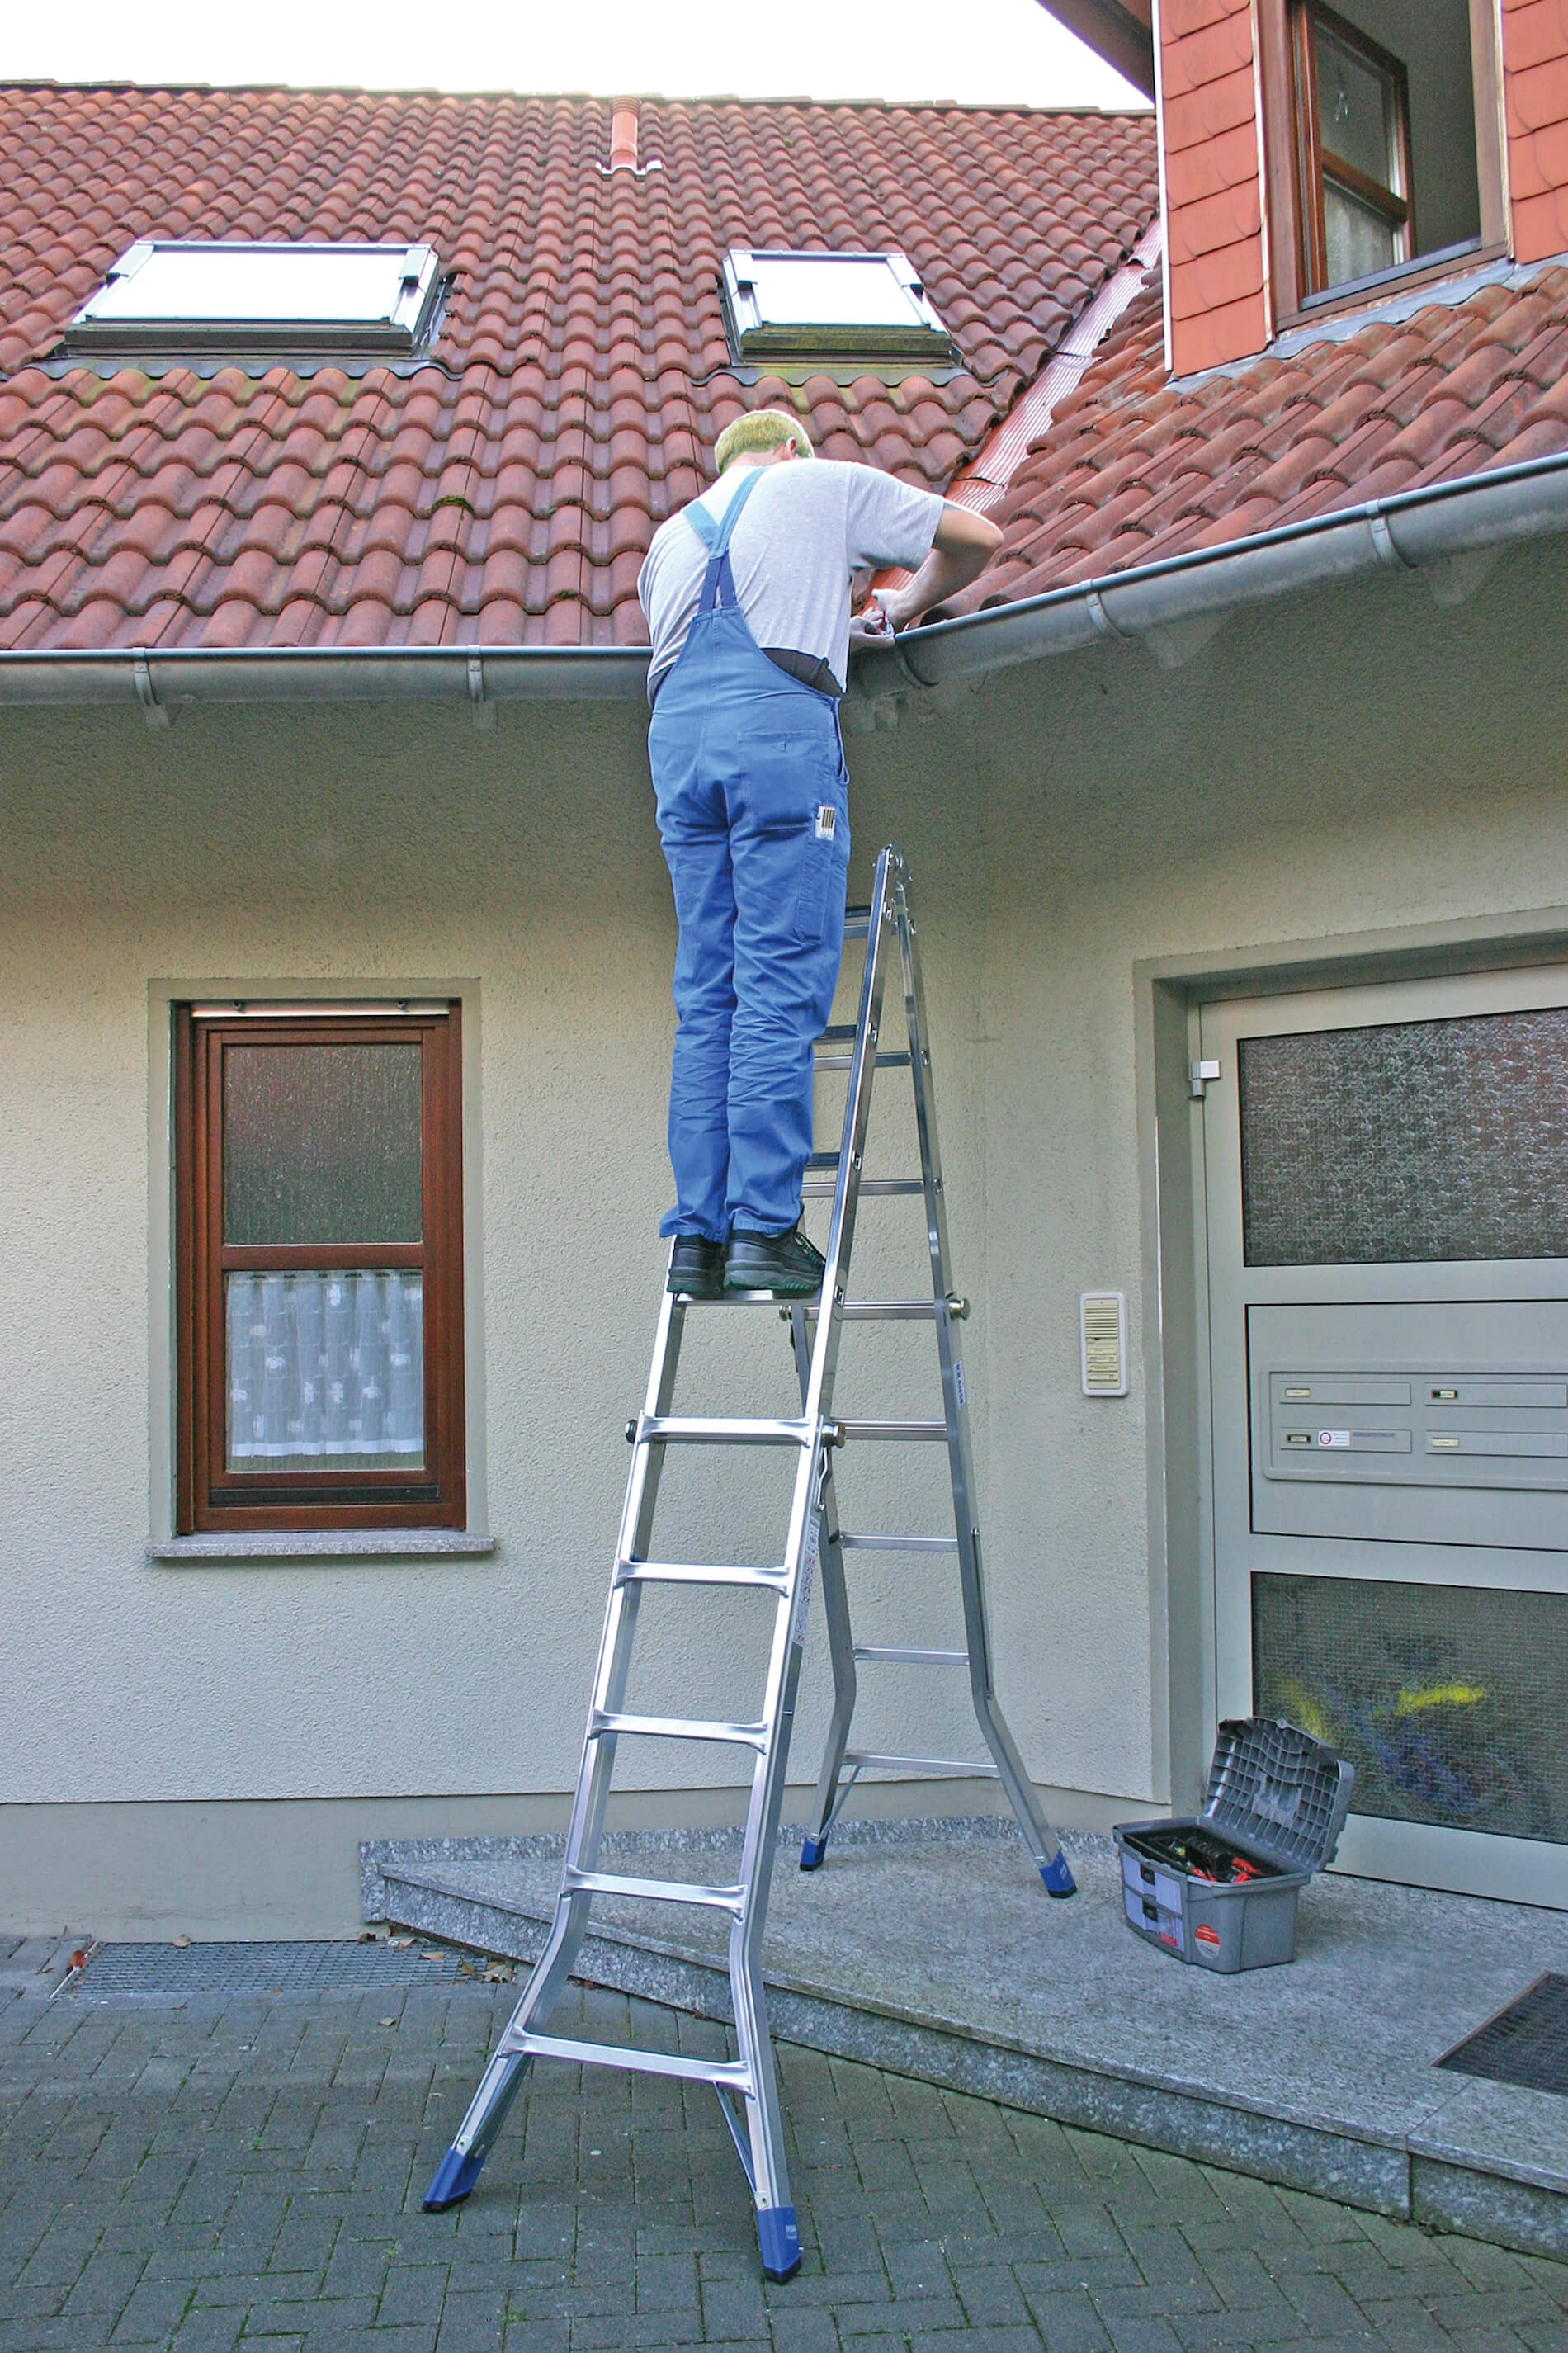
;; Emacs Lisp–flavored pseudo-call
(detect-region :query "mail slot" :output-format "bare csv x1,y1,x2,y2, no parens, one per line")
1251,1302,1568,1549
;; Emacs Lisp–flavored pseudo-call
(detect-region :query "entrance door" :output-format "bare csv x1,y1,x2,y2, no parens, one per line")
1199,965,1568,1906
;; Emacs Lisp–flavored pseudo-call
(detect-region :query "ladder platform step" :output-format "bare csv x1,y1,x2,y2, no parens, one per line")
635,1414,813,1447
616,1559,789,1590
838,1418,947,1441
591,1709,767,1751
506,2031,752,2091
840,1533,959,1552
802,1177,923,1198
843,1750,1001,1777
853,1645,968,1666
801,1297,968,1322
564,1866,744,1914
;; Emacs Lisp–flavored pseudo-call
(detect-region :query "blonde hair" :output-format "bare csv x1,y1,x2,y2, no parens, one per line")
713,407,815,475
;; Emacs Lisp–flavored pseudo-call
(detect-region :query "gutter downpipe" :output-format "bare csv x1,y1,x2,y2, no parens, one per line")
1,452,1566,713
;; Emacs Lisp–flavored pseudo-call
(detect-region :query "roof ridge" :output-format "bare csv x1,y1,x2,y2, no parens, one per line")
0,78,1150,116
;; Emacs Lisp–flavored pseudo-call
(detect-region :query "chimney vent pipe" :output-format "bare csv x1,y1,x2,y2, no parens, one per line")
609,107,639,172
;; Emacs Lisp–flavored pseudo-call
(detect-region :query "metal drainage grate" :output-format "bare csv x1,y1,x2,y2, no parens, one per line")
1438,1972,1568,2096
73,1938,508,2002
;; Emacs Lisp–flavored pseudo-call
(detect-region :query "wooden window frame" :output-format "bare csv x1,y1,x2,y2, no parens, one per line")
1291,2,1416,295
1259,0,1509,331
175,1003,465,1533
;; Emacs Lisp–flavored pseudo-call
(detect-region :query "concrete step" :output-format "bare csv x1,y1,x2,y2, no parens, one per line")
361,1817,1568,2264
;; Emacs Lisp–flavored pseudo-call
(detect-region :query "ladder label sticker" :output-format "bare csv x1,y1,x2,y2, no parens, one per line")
814,804,836,841
954,1359,966,1409
792,1514,819,1647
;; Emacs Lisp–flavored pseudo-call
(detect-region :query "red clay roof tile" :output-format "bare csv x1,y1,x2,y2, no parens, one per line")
946,263,1568,614
0,81,1158,650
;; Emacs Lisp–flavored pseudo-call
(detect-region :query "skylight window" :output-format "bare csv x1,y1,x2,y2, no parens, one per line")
63,242,442,357
720,250,955,371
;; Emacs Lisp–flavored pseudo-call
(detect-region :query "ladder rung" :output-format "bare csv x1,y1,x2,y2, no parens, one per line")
802,1178,923,1198
852,1645,968,1666
806,1151,840,1169
838,1418,948,1441
635,1414,812,1446
509,2032,751,2091
671,1287,791,1306
840,1533,959,1552
591,1710,767,1750
843,905,873,938
616,1559,789,1590
814,1051,912,1070
843,1751,1000,1777
564,1867,744,1914
819,1023,860,1042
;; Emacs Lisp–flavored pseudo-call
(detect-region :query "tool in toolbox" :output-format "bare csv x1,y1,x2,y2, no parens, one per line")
422,847,1073,2280
1116,1716,1354,1973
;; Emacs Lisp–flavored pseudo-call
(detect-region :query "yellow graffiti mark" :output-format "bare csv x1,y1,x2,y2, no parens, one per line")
1393,1683,1487,1718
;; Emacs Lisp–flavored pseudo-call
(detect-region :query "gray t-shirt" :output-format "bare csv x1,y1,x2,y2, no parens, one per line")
638,457,944,702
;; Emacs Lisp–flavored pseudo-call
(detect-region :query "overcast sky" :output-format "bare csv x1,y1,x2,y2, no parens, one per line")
12,0,1145,109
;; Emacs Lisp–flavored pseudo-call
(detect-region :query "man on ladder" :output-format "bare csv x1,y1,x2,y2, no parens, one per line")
636,408,1001,1300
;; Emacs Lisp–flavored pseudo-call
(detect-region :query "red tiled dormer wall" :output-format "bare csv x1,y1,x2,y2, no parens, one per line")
1160,0,1269,374
1503,0,1568,262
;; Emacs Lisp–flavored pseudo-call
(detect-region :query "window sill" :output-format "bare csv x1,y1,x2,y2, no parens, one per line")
149,1530,497,1562
1278,241,1503,333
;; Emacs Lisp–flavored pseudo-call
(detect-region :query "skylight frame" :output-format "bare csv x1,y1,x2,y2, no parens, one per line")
63,241,444,358
720,248,956,369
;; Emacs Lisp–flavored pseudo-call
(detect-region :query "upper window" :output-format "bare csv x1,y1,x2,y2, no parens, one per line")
720,249,956,372
1278,0,1502,309
175,1003,465,1533
64,241,442,357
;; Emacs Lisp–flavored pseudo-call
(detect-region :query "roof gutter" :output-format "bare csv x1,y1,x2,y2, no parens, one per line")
1,451,1566,716
857,449,1568,695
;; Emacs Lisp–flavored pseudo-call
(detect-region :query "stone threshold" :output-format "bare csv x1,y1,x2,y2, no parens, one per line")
361,1818,1568,2262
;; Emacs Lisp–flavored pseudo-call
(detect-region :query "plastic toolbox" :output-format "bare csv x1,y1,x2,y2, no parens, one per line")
1114,1717,1355,1973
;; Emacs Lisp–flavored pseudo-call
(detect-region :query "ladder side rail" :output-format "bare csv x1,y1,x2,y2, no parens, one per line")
791,1306,857,1862
799,846,898,1431
722,851,900,2245
728,1562,810,2247
895,877,1077,1897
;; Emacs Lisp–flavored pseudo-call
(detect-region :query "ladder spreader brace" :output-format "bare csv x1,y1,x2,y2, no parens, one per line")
423,846,1074,2283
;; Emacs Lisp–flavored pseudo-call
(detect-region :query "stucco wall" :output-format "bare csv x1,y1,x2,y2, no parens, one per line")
5,532,1568,1932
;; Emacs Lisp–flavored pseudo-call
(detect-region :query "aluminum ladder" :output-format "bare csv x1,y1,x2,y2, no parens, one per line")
422,844,1072,2281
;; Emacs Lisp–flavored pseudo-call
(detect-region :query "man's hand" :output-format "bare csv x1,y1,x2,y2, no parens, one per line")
874,502,1003,635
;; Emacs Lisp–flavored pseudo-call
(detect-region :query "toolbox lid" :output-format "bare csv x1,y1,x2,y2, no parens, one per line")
1202,1717,1355,1875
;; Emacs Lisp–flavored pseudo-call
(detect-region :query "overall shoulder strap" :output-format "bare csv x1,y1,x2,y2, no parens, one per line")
688,465,766,613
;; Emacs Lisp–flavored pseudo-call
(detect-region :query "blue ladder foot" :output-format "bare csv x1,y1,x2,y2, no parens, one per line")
757,2204,801,2280
1040,1850,1077,1898
799,1835,829,1871
423,2145,485,2209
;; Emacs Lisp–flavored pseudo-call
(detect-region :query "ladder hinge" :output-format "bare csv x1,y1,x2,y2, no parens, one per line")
1188,1058,1221,1099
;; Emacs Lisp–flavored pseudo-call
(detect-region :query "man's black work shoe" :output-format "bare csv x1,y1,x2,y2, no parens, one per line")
667,1236,727,1299
725,1224,826,1297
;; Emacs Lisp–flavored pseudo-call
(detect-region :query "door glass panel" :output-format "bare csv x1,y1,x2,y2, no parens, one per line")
224,1042,423,1244
1238,1008,1568,1266
226,1269,424,1470
1254,1571,1568,1845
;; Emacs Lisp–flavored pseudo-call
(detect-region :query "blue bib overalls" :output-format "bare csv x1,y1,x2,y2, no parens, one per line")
649,467,852,1241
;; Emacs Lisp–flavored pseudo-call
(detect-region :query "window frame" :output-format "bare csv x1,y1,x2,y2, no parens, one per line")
719,248,956,371
174,1002,465,1534
1291,2,1416,297
63,241,443,359
1259,0,1509,329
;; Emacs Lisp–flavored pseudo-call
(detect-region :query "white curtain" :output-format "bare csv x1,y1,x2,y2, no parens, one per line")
226,1270,423,1462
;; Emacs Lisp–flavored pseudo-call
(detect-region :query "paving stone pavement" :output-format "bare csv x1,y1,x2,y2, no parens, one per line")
2,1946,1567,2353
